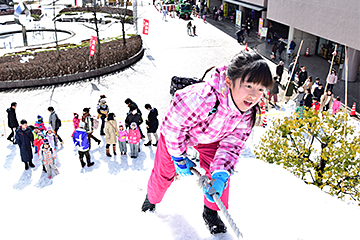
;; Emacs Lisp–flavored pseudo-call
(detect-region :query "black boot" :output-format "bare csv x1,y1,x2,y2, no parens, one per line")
141,195,156,212
80,159,86,168
153,141,158,147
29,160,35,168
87,159,95,167
203,205,227,234
42,165,47,173
144,141,152,146
24,162,29,170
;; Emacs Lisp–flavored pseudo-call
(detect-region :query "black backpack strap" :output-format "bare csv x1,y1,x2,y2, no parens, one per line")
208,98,220,116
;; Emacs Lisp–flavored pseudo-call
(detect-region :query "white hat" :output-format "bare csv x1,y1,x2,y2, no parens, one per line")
79,122,85,128
298,87,304,92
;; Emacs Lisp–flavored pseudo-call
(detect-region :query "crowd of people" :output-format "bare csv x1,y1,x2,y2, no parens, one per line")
267,58,341,119
5,96,160,178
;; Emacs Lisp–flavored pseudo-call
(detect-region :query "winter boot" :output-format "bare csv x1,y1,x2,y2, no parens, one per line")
42,165,47,173
153,141,158,147
141,195,156,212
97,139,101,145
80,159,86,168
86,159,95,167
144,141,152,146
24,162,29,170
113,145,117,155
29,160,35,168
203,205,227,234
106,148,112,157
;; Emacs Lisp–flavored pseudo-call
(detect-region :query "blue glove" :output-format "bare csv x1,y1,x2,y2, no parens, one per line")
171,155,196,177
203,171,230,202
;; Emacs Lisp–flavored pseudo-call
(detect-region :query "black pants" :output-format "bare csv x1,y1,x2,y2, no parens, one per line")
87,133,100,149
106,144,115,149
7,127,14,141
78,150,90,161
55,128,63,142
100,116,106,135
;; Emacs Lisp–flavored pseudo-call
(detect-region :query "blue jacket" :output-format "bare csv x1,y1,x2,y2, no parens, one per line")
73,128,89,151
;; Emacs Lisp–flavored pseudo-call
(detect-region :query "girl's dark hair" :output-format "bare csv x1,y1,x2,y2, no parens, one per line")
145,104,151,109
337,96,340,101
108,113,115,121
308,76,312,81
125,98,133,105
226,51,273,128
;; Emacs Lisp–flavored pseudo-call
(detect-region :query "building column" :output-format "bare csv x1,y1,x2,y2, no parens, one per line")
286,26,294,51
348,48,359,82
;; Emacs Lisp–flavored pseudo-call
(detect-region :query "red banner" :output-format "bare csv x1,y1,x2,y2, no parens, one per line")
89,36,98,57
143,19,149,35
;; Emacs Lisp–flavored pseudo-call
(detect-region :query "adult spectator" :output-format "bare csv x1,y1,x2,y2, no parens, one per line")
288,59,299,81
313,83,325,100
303,88,313,109
288,40,296,58
97,95,109,136
268,76,280,107
144,104,159,147
48,106,63,144
297,66,308,87
15,119,35,170
125,98,145,138
327,69,337,92
302,76,313,91
6,102,19,144
125,104,144,133
82,108,101,149
277,41,286,61
276,61,284,82
320,90,334,112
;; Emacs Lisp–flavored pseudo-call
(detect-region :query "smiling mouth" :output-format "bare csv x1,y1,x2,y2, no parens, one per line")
244,100,253,107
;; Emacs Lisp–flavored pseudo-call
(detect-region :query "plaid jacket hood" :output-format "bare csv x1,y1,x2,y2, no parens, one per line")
160,66,253,173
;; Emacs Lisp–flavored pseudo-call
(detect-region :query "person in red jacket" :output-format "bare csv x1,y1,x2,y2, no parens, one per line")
128,122,141,158
312,97,320,114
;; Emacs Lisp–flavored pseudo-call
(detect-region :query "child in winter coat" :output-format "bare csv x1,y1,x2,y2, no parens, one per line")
73,122,94,168
128,122,141,158
32,127,44,154
45,126,58,150
312,97,320,114
118,124,128,155
295,100,305,119
39,139,59,179
72,113,80,137
332,96,341,114
34,115,47,135
141,51,274,235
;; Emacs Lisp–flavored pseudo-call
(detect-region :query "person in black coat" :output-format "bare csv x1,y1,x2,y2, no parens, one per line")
144,104,159,146
313,83,325,100
303,88,313,109
276,61,284,82
6,102,19,144
125,104,144,135
125,98,144,138
298,66,308,87
15,119,35,170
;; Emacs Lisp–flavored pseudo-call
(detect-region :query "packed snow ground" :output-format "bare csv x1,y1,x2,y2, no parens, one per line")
1,2,360,240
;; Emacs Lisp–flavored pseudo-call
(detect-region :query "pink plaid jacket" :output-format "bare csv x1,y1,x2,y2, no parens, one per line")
160,66,254,173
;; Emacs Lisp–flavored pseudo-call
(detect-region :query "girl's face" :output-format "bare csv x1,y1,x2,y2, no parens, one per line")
120,126,123,131
47,130,52,134
226,77,266,112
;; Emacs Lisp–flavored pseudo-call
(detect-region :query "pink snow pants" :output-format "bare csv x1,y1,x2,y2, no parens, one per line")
147,134,230,211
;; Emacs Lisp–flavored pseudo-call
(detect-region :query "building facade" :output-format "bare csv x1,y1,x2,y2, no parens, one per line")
208,0,360,82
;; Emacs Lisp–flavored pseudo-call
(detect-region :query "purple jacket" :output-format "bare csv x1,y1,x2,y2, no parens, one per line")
160,66,253,173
